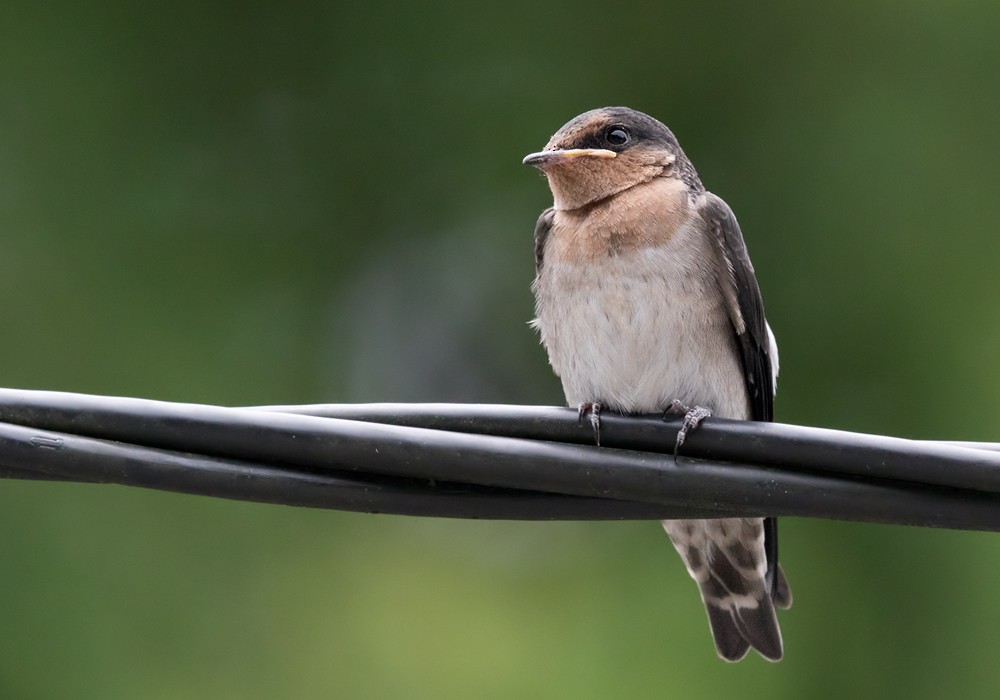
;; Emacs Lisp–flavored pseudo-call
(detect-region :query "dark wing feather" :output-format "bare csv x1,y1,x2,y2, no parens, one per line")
696,193,774,422
533,207,555,275
697,192,784,603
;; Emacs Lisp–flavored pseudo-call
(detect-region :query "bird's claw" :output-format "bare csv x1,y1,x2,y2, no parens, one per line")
663,401,712,459
577,402,603,446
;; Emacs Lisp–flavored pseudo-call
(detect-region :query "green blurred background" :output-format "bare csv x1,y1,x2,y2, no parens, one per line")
1,1,999,697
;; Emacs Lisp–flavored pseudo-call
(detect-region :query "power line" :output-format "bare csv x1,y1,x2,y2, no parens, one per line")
1,389,998,530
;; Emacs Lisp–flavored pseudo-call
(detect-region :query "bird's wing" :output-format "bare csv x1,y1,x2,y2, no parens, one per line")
533,207,555,274
696,192,775,422
696,192,786,605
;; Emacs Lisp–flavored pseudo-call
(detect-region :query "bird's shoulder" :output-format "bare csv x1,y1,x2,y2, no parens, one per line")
532,207,555,274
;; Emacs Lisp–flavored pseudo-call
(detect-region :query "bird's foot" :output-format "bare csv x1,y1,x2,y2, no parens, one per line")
663,400,712,458
577,402,603,446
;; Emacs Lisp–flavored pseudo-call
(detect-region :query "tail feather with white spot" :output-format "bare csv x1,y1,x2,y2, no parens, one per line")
662,517,790,662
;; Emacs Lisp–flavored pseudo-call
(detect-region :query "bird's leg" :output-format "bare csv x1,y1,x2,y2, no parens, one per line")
663,400,713,458
577,402,603,446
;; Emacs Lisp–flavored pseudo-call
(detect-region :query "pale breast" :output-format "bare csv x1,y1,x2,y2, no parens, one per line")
532,196,749,419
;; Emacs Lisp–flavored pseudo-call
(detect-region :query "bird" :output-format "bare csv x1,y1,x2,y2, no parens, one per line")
523,106,791,662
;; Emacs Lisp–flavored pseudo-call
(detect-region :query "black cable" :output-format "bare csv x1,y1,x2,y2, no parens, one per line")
0,388,997,530
252,402,1000,494
0,420,683,521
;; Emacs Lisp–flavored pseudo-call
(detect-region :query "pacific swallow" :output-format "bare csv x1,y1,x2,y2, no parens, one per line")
524,107,791,662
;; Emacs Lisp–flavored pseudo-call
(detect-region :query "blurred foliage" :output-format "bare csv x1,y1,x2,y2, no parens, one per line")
1,0,999,697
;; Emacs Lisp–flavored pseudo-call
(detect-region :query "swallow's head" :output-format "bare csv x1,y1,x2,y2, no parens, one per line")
523,106,701,210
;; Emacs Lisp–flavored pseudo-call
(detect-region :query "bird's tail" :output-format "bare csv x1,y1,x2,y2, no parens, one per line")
662,518,792,662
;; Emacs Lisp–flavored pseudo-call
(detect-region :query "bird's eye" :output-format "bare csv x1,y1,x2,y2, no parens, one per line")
605,126,630,147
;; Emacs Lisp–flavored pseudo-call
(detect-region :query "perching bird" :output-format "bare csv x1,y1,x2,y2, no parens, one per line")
524,107,791,662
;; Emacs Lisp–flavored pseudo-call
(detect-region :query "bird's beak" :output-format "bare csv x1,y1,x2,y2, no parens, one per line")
522,148,618,167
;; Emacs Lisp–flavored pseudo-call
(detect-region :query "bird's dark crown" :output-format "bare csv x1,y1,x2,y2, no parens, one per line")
547,107,682,154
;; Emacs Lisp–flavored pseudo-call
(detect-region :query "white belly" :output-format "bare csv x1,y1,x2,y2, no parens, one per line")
532,222,749,419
